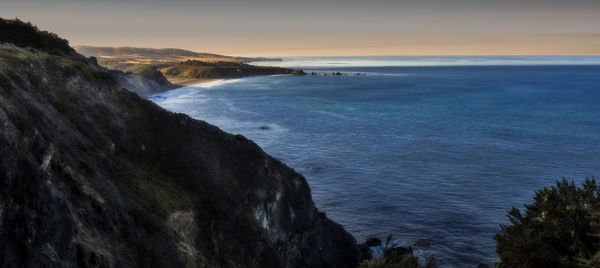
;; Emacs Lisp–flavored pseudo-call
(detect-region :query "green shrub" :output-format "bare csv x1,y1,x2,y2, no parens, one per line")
360,235,437,268
495,178,600,267
0,17,74,54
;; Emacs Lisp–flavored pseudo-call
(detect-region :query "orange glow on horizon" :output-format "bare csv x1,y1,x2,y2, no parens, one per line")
73,33,600,56
3,0,599,56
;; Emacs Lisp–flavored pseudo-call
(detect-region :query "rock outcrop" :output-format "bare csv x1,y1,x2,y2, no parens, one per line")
0,19,359,267
87,56,175,96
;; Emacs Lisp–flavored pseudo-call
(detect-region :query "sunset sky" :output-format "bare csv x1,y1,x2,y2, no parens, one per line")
2,0,599,55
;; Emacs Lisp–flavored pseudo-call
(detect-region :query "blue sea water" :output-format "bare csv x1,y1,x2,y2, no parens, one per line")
151,56,600,267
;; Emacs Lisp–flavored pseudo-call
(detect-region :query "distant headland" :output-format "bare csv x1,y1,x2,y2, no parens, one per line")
75,46,305,88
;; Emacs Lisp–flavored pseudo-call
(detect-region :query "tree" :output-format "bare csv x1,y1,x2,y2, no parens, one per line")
0,17,74,54
495,178,600,267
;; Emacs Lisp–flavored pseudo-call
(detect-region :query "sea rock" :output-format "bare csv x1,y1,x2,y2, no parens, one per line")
365,238,382,247
358,238,383,260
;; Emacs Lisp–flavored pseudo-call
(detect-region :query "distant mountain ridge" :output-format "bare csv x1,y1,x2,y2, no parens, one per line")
75,46,279,63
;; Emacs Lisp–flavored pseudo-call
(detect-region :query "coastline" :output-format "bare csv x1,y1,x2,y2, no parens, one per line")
148,78,246,101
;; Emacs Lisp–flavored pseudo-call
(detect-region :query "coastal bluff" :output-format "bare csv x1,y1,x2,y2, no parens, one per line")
0,18,359,267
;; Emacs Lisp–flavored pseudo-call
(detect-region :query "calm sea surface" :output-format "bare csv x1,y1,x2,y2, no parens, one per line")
151,56,600,267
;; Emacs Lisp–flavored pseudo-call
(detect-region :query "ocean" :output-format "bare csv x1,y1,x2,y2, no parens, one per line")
150,56,600,267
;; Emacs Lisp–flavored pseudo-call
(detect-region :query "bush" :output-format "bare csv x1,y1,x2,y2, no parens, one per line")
495,178,600,267
0,17,74,54
360,235,437,268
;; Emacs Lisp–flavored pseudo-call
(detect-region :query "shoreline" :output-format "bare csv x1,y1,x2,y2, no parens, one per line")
164,73,294,92
166,77,219,87
148,78,244,98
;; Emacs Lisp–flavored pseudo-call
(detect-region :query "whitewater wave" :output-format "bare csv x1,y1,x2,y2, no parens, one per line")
220,98,257,115
187,113,289,148
188,78,244,89
150,78,245,106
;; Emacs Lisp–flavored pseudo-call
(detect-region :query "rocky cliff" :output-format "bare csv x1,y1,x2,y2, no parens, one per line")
0,19,359,267
88,57,176,96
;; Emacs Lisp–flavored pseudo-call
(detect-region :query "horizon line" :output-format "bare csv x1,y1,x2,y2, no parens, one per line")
73,44,600,58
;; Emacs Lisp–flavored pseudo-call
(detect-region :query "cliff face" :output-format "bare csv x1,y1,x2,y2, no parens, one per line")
110,70,175,96
87,57,175,96
0,45,358,267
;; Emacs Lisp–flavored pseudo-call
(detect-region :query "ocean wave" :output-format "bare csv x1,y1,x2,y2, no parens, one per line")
189,78,244,89
220,98,257,115
189,114,289,147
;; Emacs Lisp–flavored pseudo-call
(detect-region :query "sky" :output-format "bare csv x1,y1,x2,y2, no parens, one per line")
1,0,599,55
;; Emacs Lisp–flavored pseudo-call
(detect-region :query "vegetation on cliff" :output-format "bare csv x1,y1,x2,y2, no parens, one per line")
495,178,600,267
358,235,437,268
0,18,73,54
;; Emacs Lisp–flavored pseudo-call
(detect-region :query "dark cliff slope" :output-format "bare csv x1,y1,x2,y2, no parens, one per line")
0,20,359,267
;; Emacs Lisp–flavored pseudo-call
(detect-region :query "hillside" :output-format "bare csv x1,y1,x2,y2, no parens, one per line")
0,18,358,267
